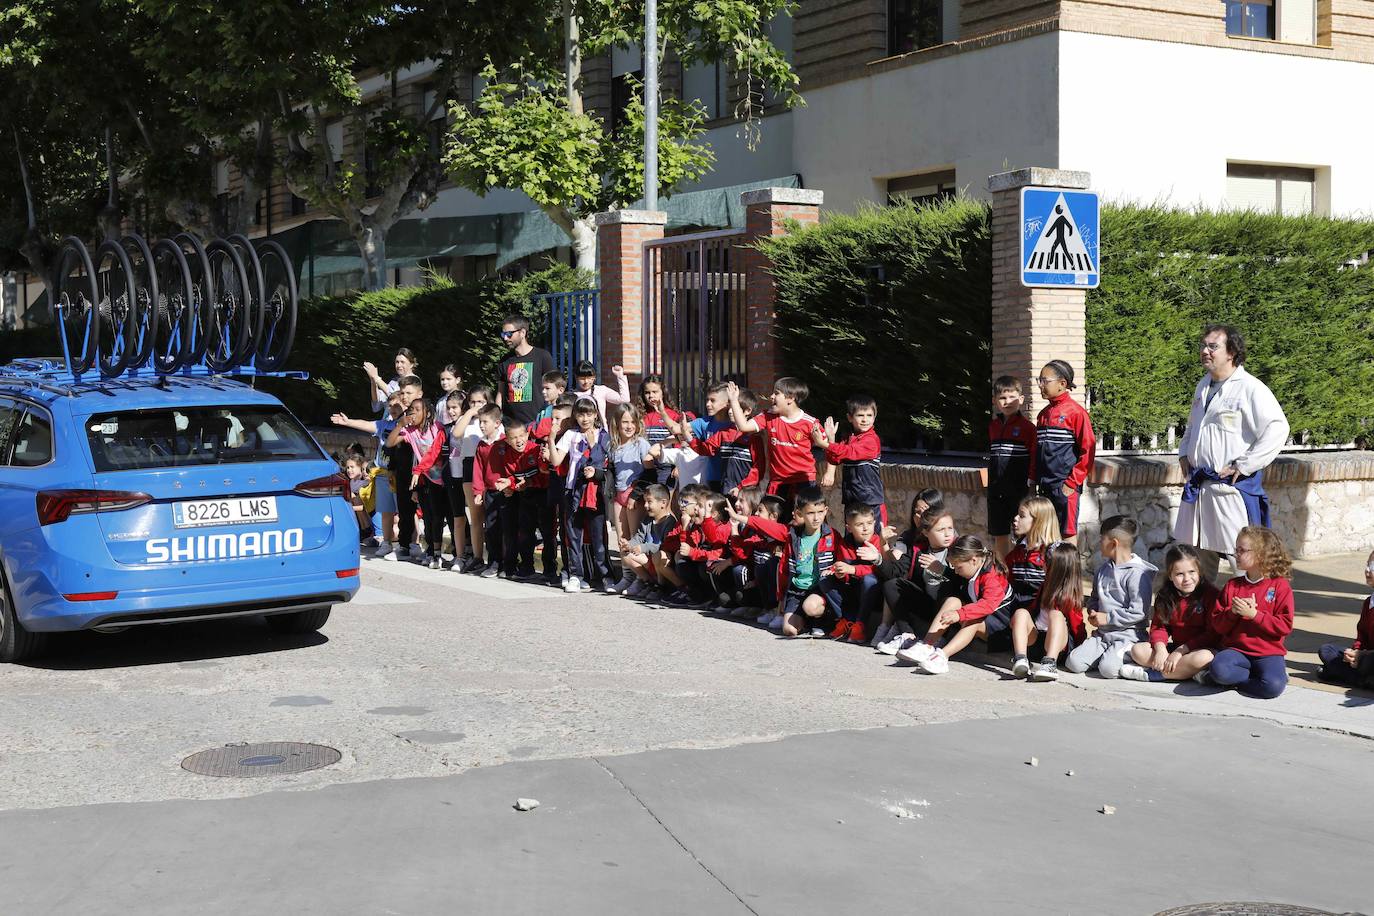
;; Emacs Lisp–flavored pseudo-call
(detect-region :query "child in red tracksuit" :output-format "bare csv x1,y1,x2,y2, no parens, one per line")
673,490,733,608
824,504,885,645
1029,360,1095,540
1316,548,1374,688
688,389,760,496
710,486,765,617
1119,544,1221,683
487,416,548,580
821,394,886,527
1204,526,1295,699
897,536,1013,674
723,490,789,627
469,403,507,575
726,379,828,521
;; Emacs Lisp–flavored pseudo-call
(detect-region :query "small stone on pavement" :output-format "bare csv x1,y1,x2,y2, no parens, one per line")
514,798,540,812
1100,804,1116,815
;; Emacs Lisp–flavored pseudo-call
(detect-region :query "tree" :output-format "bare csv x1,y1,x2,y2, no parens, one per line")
442,0,801,271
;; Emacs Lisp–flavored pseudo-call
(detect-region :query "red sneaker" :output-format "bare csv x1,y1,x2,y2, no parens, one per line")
828,619,852,640
846,621,867,644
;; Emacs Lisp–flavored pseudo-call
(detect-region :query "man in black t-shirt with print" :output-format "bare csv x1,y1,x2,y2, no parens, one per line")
497,315,556,426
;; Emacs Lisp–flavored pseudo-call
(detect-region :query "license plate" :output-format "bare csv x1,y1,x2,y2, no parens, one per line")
173,496,279,529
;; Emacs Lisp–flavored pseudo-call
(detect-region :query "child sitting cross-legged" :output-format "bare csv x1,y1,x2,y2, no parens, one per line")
1065,516,1157,679
1005,495,1063,676
824,504,885,644
711,486,765,618
723,493,791,631
778,486,840,638
1203,526,1295,699
1314,548,1374,689
673,490,734,608
895,536,1014,674
617,484,680,599
1118,544,1220,683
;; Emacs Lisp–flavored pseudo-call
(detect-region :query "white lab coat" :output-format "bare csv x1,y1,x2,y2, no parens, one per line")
1173,366,1289,553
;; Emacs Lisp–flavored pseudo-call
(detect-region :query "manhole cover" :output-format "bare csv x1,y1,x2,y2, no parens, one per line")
1156,905,1355,916
181,742,341,777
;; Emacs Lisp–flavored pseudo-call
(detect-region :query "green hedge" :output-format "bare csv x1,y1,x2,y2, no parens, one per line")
759,198,992,450
1088,205,1374,444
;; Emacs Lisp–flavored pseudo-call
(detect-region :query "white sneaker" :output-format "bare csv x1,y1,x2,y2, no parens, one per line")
1119,664,1152,682
382,545,404,562
1030,660,1060,682
1012,656,1031,678
919,647,950,675
767,614,784,632
876,635,906,656
428,556,441,570
870,622,893,648
896,640,936,666
564,575,582,594
808,627,827,639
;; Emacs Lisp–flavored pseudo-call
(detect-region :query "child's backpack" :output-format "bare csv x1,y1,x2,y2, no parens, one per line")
359,465,383,515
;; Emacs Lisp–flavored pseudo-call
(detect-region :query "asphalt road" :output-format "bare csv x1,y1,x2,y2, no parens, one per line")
1,559,1371,914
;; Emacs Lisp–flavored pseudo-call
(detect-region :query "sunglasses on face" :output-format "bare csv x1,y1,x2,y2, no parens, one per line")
500,330,517,339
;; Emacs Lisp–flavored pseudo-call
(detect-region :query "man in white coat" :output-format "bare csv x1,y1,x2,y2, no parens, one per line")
1174,325,1289,574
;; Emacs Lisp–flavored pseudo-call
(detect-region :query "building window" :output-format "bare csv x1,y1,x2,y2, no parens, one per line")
1225,163,1315,216
423,85,448,157
889,0,943,55
887,169,956,206
1225,0,1275,38
611,70,642,136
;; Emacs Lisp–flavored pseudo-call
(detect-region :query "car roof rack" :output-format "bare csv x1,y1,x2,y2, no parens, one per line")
0,362,308,400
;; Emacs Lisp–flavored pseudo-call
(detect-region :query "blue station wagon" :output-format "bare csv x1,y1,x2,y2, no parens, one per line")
0,370,359,662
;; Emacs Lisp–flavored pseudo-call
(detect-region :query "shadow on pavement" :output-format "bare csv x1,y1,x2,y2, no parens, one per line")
20,617,328,671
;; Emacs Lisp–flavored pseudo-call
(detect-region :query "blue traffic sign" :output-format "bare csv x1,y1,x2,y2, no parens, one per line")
1020,187,1099,288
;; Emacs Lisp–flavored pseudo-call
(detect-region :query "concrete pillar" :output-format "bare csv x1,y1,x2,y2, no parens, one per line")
740,187,823,395
987,168,1091,414
593,209,666,376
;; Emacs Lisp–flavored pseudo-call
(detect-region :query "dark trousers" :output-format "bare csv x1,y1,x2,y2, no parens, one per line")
675,559,718,601
444,475,467,554
500,488,542,574
542,483,566,577
754,556,780,610
824,573,882,625
882,576,938,631
483,492,505,569
718,564,750,605
1210,648,1287,699
393,449,416,547
1317,643,1374,687
415,480,445,556
564,491,607,583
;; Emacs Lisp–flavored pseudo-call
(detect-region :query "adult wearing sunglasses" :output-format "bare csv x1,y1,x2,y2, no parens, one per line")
1174,324,1289,580
496,315,557,427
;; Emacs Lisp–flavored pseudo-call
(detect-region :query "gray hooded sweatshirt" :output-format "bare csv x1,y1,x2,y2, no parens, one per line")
1087,553,1158,639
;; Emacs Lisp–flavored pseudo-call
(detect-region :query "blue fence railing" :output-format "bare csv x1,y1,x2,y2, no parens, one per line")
537,288,600,378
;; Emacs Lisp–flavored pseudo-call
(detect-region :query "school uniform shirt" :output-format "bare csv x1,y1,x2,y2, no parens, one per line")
780,523,836,594
684,517,732,562
1210,576,1295,657
488,439,548,492
824,428,885,509
1040,597,1087,644
1149,583,1221,650
988,412,1037,493
459,419,492,461
752,410,821,487
402,422,446,486
644,408,695,470
1005,540,1048,609
689,427,758,494
470,437,503,496
1352,595,1374,652
832,533,885,581
1029,393,1095,491
498,347,557,425
1173,366,1290,554
952,564,1015,623
739,515,790,569
688,416,735,483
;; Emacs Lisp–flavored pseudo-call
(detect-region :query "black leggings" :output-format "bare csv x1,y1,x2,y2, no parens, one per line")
444,476,467,551
415,481,446,557
882,576,937,631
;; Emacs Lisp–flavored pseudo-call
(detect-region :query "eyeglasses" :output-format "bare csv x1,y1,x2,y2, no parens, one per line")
1036,377,1056,385
1200,342,1224,352
500,330,517,339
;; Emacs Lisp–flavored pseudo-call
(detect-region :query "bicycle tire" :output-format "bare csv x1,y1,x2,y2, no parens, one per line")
175,233,215,367
120,234,160,371
203,238,253,372
227,234,267,362
94,239,138,378
151,238,195,372
252,240,298,372
54,237,100,375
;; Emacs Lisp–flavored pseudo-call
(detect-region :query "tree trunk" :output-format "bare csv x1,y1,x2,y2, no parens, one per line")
12,129,57,303
97,126,122,241
355,221,389,292
571,216,596,272
564,0,582,116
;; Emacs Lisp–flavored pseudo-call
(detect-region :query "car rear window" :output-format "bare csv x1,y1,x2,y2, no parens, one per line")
85,406,325,471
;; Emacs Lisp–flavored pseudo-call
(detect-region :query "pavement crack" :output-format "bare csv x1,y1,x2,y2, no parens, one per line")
592,756,759,916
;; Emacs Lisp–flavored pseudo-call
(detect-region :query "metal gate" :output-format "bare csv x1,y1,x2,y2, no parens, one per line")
642,229,748,413
536,288,600,379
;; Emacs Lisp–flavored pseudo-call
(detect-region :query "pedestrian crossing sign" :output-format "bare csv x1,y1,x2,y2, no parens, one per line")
1020,187,1099,288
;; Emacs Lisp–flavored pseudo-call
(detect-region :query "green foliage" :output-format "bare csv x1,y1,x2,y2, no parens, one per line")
255,265,592,423
1088,204,1374,444
759,198,993,450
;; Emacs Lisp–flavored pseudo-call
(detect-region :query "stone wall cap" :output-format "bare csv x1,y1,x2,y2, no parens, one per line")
988,168,1091,193
593,209,668,226
740,187,824,207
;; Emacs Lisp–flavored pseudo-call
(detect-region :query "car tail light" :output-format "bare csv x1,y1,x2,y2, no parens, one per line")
37,490,152,526
63,591,118,602
294,472,348,499
336,568,359,578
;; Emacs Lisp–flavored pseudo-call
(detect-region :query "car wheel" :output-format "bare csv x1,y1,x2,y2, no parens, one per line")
265,607,332,635
0,569,47,663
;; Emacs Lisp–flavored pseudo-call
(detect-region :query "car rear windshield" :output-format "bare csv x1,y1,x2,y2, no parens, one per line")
85,406,325,472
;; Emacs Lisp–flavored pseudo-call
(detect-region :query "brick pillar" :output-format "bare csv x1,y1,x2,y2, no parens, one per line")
988,168,1091,415
594,209,667,376
740,187,823,395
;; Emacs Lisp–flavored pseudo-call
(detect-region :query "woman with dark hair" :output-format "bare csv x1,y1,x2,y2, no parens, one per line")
364,347,418,413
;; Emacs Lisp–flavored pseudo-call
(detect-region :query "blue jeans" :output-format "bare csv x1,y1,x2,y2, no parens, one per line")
822,573,882,624
1210,648,1287,699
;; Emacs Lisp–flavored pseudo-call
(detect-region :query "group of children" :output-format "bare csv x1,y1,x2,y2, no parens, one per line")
329,345,1373,701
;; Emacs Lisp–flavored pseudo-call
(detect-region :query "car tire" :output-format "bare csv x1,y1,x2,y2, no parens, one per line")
265,607,331,635
0,569,47,663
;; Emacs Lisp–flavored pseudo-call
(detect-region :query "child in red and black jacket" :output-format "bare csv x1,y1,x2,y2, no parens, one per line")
723,491,790,628
778,487,838,638
1029,360,1094,541
823,504,885,645
1316,548,1374,688
896,536,1013,674
535,394,577,584
488,416,548,580
822,394,887,527
1204,526,1295,699
1117,544,1221,683
988,375,1037,558
469,403,507,575
639,373,695,487
688,389,760,496
673,489,733,608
